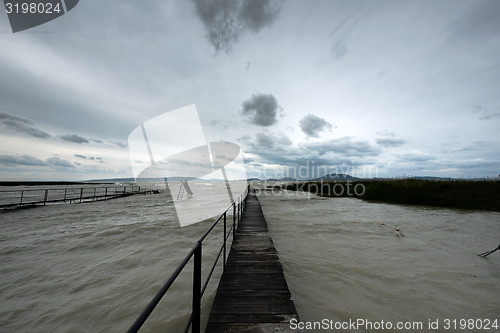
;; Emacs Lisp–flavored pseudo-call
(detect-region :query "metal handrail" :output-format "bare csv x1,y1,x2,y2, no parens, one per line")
0,185,165,209
126,185,250,333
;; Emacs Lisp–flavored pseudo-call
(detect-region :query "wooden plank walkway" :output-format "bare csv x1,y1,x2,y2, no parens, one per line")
205,189,302,333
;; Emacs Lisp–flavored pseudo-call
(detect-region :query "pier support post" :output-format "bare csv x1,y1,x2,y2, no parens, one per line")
192,242,202,333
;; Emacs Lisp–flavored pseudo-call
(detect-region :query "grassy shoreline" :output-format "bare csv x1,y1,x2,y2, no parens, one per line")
283,179,500,212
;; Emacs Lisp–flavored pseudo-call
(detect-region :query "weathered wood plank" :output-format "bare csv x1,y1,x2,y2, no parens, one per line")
205,189,303,332
204,322,298,333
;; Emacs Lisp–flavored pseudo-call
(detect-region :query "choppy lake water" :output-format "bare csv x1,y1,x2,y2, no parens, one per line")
258,189,500,332
0,183,232,333
0,184,499,332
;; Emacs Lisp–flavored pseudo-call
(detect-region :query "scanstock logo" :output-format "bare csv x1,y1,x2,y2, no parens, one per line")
128,105,248,228
4,0,79,33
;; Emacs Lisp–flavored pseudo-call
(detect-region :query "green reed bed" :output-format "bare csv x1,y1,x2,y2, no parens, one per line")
283,179,500,212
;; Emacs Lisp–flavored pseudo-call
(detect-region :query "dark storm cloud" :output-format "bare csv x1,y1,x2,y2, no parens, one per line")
241,93,281,126
0,111,32,125
241,132,308,164
111,141,127,148
46,157,75,168
0,111,51,139
299,114,334,138
303,137,381,157
241,132,379,176
74,154,100,160
375,138,408,148
329,4,365,62
59,134,90,144
191,0,282,53
0,154,47,166
330,17,356,61
375,131,408,148
246,131,292,149
0,154,75,168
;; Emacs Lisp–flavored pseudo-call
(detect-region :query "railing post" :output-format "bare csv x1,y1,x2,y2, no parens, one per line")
44,189,48,205
104,187,108,199
80,188,83,203
223,212,227,270
192,242,202,333
64,189,67,201
233,203,236,239
20,190,24,205
238,201,241,225
93,188,97,200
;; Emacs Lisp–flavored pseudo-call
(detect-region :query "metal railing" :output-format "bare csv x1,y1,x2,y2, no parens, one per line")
0,185,164,209
127,185,250,333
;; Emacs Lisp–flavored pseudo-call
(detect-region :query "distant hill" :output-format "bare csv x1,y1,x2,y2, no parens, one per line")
264,177,298,182
310,173,361,181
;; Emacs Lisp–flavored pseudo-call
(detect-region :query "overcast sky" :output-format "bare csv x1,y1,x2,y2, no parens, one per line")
0,0,499,181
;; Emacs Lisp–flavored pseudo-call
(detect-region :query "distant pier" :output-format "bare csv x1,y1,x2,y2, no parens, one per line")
0,185,163,211
205,189,302,332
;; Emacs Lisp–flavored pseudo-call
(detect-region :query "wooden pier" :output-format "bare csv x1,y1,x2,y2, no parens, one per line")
205,189,302,332
0,185,164,211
